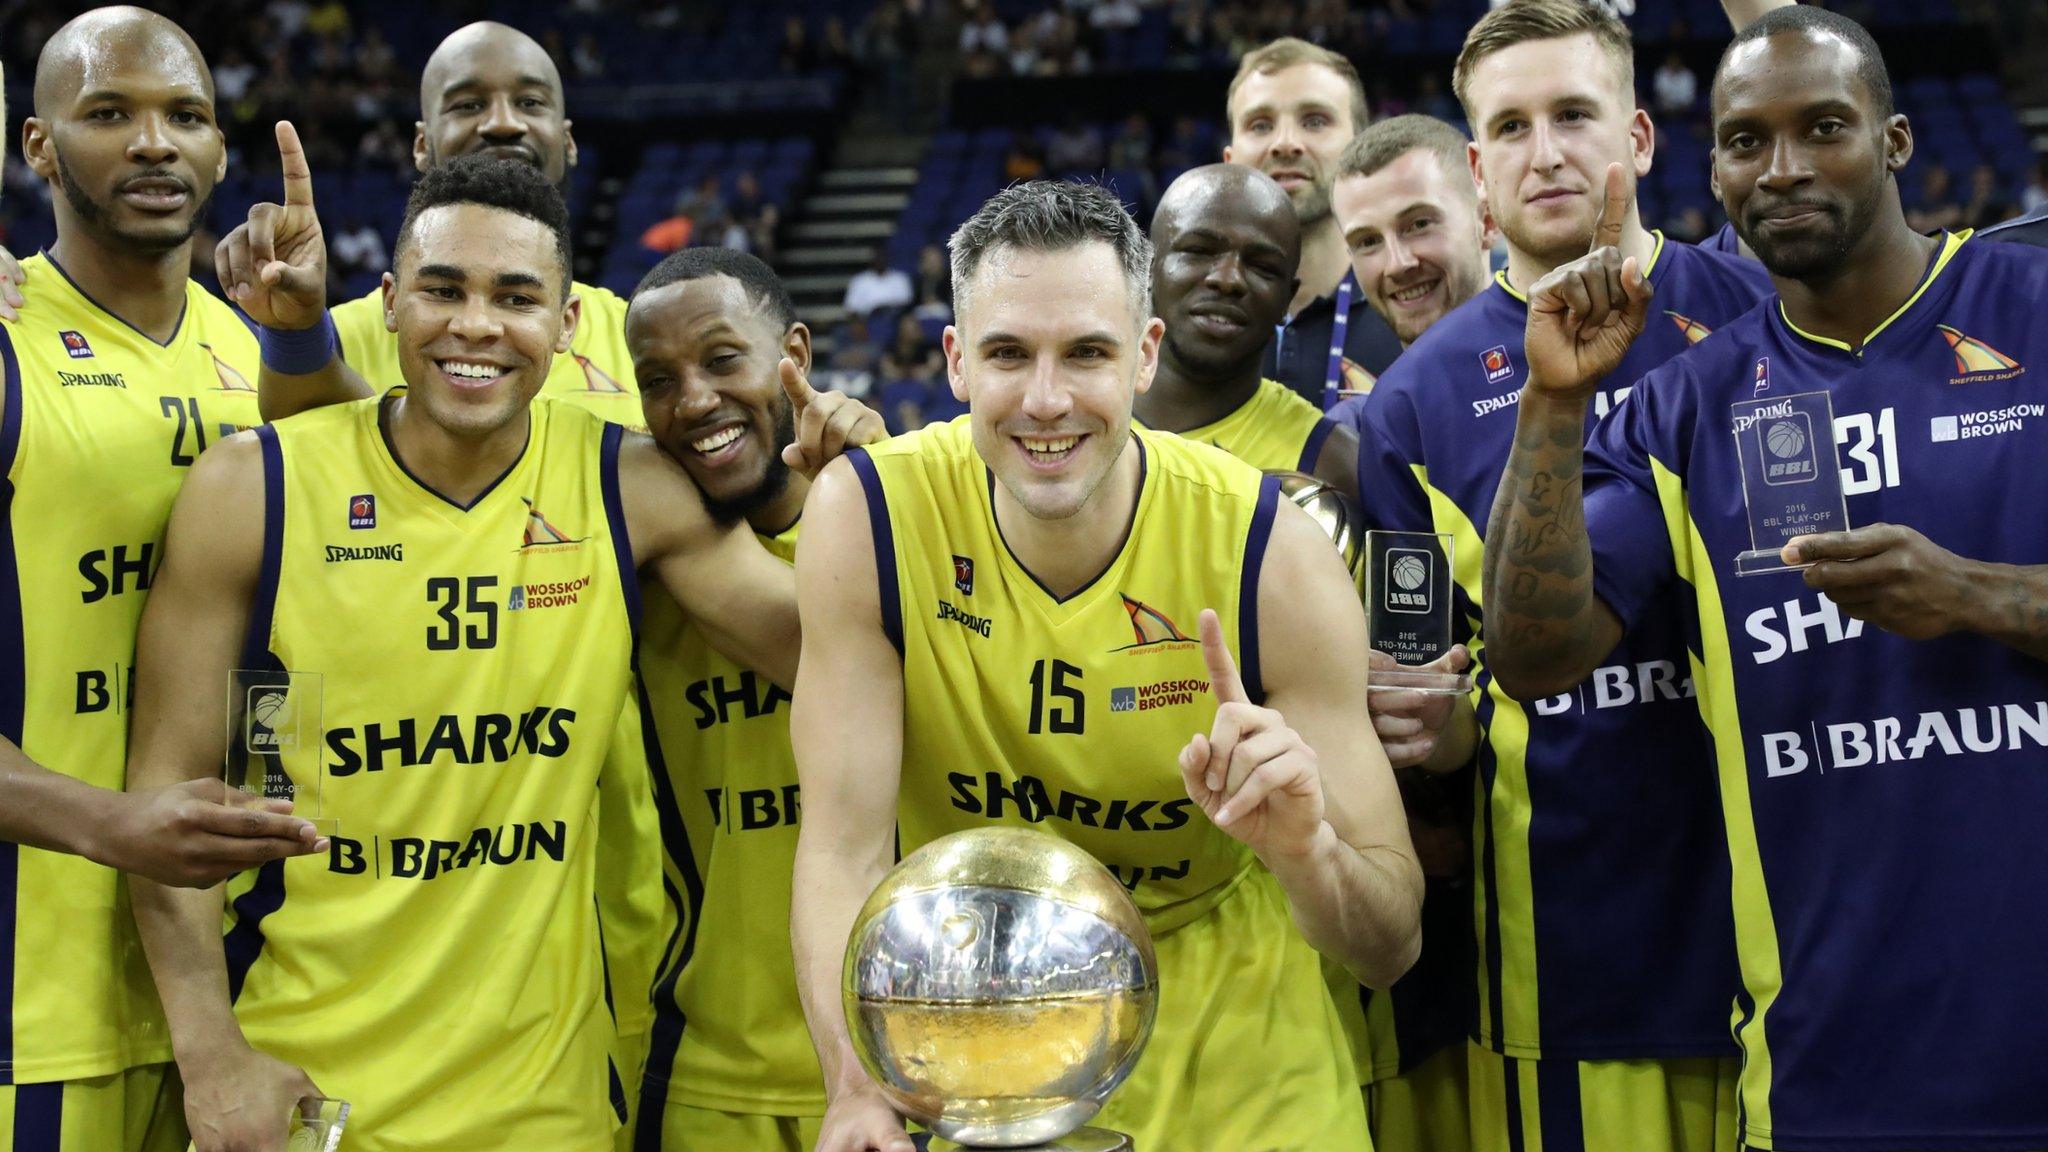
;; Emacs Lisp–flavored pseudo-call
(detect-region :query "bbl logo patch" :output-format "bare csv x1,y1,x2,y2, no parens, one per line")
1481,345,1513,384
348,494,377,530
953,555,974,595
244,687,293,752
1753,356,1771,396
60,330,93,359
1383,548,1432,615
1759,414,1818,485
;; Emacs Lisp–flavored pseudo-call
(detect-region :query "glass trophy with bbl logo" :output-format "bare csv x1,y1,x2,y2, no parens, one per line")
1730,392,1850,576
285,1097,350,1152
1365,531,1472,695
226,669,338,837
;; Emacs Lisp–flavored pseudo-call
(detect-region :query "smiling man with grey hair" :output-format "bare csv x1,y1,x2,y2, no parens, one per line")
788,179,1422,1152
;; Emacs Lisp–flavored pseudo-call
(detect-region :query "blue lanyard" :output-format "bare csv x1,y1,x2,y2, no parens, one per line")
1321,275,1354,412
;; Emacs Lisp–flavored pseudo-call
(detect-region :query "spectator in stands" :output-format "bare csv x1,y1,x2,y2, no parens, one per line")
2024,159,2048,214
913,244,952,317
642,193,698,255
844,254,914,317
961,6,1010,55
357,119,408,170
573,33,607,81
1048,115,1106,173
1159,115,1205,173
1004,131,1049,181
828,315,883,376
1963,163,2015,229
1106,113,1151,169
880,314,941,381
821,18,854,71
780,16,817,74
356,26,396,83
1908,164,1963,233
330,215,387,281
216,47,257,105
1090,0,1143,31
1652,49,1697,114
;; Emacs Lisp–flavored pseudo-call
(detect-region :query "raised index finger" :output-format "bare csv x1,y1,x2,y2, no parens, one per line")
1589,161,1628,255
1197,608,1248,705
779,357,817,412
275,120,315,209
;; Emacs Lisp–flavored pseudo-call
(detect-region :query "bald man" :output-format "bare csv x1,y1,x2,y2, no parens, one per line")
211,22,668,1149
0,10,329,1151
1134,164,1358,494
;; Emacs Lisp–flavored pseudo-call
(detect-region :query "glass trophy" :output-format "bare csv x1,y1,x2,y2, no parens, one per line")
226,669,337,836
1365,531,1472,695
286,1096,350,1152
1730,391,1850,576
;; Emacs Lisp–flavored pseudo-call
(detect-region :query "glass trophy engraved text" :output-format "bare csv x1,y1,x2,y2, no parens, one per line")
1365,531,1471,695
1730,391,1850,576
226,669,338,837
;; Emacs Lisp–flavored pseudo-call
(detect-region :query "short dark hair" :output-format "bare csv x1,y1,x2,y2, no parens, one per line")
949,180,1153,321
396,155,572,288
1336,114,1473,189
1717,5,1893,117
633,247,796,331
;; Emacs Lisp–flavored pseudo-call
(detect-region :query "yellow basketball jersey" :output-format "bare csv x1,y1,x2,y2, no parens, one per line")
1143,377,1336,474
857,419,1367,1147
859,418,1270,926
333,278,665,1089
227,392,636,1151
635,522,825,1118
0,255,261,1083
332,281,644,431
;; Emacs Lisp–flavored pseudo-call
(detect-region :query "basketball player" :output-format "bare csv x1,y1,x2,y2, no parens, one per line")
790,181,1423,1152
219,45,665,1130
124,157,829,1152
0,12,326,1150
1486,9,2048,1147
1332,116,1497,351
626,249,832,1152
1225,38,1404,404
225,21,642,427
1343,5,1772,1151
1133,164,1357,490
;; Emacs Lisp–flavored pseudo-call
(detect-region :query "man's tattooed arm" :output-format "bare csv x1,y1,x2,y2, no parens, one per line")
1482,392,1624,701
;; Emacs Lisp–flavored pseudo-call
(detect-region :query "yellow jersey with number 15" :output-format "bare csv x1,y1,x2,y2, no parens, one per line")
225,392,635,1151
0,254,261,1084
852,418,1367,1150
333,281,644,431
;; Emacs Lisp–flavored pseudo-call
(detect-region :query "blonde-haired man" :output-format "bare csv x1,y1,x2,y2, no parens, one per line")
1224,37,1403,406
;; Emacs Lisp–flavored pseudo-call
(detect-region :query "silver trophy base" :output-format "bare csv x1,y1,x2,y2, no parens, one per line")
929,1129,1133,1152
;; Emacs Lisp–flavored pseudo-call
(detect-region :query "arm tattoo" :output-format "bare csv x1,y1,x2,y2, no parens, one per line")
1483,397,1603,688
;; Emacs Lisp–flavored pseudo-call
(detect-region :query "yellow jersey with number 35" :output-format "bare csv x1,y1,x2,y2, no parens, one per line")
225,392,635,1151
852,418,1368,1149
332,281,645,431
0,254,261,1084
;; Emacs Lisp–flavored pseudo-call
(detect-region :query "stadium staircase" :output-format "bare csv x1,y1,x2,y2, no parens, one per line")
783,138,927,335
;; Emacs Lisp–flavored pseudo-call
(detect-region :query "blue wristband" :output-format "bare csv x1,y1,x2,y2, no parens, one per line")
259,312,338,375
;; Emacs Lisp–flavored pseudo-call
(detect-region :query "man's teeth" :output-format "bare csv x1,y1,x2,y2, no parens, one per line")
440,361,505,380
1022,436,1079,454
693,426,744,453
1391,282,1438,303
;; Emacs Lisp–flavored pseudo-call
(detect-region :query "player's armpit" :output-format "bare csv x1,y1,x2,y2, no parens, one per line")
123,432,295,1121
618,433,802,687
1253,499,1423,989
788,458,909,1111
